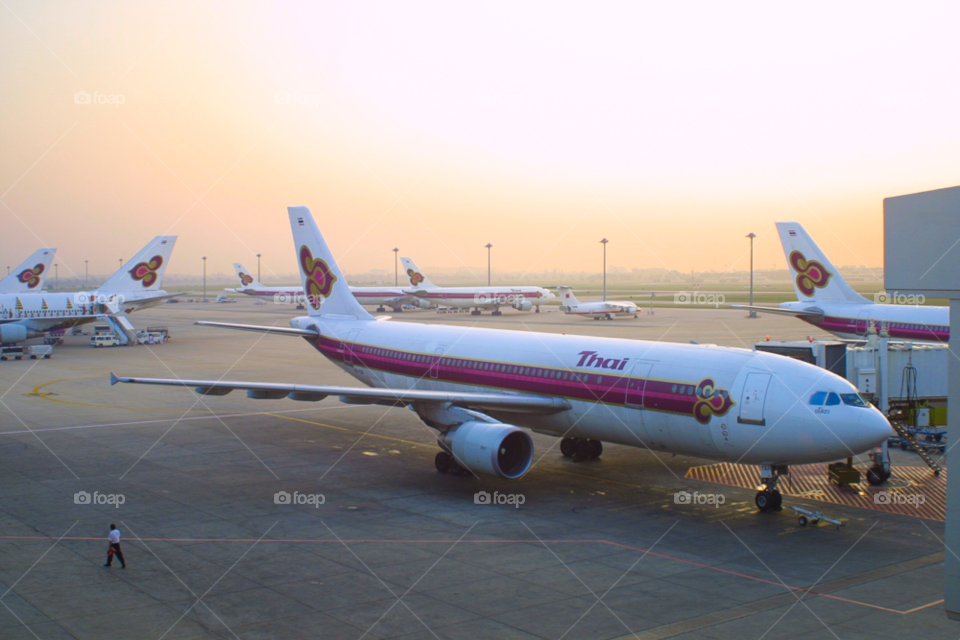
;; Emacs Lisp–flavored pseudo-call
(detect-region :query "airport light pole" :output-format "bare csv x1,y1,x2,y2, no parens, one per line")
202,256,207,302
746,232,757,318
393,248,399,286
256,253,261,282
600,238,608,301
54,264,58,289
485,243,493,286
84,260,88,288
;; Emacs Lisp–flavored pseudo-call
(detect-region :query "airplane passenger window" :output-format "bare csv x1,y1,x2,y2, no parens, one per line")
840,393,868,407
826,392,841,406
810,391,827,405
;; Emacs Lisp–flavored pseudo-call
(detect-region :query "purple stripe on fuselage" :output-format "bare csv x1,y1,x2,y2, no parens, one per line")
805,315,949,342
313,336,732,421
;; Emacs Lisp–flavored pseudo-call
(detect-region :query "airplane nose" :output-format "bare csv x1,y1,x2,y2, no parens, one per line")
858,409,894,451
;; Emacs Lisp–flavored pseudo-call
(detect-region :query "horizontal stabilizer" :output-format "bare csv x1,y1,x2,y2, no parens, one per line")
730,304,824,319
195,321,318,337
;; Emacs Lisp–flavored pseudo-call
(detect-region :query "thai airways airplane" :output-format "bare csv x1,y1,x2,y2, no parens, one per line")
0,248,57,294
558,286,640,320
113,208,892,511
401,257,555,315
733,222,948,342
226,262,429,312
0,236,178,344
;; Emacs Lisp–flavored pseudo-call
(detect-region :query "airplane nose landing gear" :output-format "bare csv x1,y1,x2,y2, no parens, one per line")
756,464,788,512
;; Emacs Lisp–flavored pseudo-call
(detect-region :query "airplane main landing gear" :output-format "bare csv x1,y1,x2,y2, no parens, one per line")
471,308,482,315
376,306,386,312
756,464,788,512
560,437,602,461
435,451,468,476
491,308,502,316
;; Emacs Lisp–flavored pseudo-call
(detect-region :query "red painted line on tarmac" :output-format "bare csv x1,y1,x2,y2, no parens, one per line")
0,535,938,614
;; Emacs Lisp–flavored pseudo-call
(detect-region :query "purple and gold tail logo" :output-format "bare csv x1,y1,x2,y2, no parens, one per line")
239,272,254,286
129,256,164,287
692,379,735,424
16,264,45,289
300,245,336,309
407,269,424,286
789,250,831,297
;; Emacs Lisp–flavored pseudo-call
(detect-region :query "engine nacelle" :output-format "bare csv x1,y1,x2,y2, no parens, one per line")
415,298,433,309
512,300,533,312
441,421,533,479
0,324,39,344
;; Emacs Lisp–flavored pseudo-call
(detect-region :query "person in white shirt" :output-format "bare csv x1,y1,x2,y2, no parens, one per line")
104,524,126,569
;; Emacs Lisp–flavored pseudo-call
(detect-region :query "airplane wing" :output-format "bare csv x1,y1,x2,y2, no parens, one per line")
116,292,184,312
729,304,823,319
110,373,571,414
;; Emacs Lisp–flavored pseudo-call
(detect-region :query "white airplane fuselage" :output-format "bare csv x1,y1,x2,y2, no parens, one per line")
560,301,640,319
778,301,949,342
289,316,890,466
229,285,413,308
0,289,169,333
408,286,554,310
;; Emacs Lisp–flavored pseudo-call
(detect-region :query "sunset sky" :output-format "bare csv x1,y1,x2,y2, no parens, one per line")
2,1,958,283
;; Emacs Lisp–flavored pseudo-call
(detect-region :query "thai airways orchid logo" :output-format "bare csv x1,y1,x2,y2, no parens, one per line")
407,268,424,287
129,255,163,287
16,264,45,289
299,245,336,309
692,378,735,424
239,272,254,286
789,250,832,297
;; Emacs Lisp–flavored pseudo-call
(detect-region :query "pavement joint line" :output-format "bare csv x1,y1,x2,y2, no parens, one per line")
0,536,941,615
609,551,947,640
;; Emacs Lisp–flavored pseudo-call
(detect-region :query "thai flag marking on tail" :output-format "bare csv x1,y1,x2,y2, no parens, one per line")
788,230,797,237
298,218,304,226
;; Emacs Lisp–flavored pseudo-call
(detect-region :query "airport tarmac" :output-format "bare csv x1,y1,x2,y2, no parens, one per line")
0,301,952,639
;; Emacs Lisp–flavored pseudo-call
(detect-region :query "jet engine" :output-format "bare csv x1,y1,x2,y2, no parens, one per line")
415,298,433,309
512,300,532,312
0,325,39,344
440,421,533,479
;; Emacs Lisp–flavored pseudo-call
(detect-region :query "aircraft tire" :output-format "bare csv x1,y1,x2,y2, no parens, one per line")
560,438,575,458
435,451,451,473
588,440,603,459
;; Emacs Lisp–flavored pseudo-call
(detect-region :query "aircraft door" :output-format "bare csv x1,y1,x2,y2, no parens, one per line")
624,362,654,410
430,347,445,379
343,329,362,365
737,372,771,426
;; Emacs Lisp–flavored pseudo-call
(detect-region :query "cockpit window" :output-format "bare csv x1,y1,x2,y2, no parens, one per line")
841,393,869,407
825,392,841,406
810,391,827,405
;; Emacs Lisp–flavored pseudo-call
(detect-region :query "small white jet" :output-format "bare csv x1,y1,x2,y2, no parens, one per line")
733,222,948,342
226,262,430,312
557,286,640,320
401,257,554,315
0,248,57,294
114,207,892,511
0,236,178,344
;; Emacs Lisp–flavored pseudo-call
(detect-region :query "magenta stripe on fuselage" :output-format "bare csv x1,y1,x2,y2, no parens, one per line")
806,315,949,342
313,336,734,422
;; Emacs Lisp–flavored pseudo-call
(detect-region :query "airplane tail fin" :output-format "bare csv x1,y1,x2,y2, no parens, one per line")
557,286,580,305
0,248,56,293
288,206,373,320
98,236,177,292
233,263,262,289
776,223,870,304
399,257,437,289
